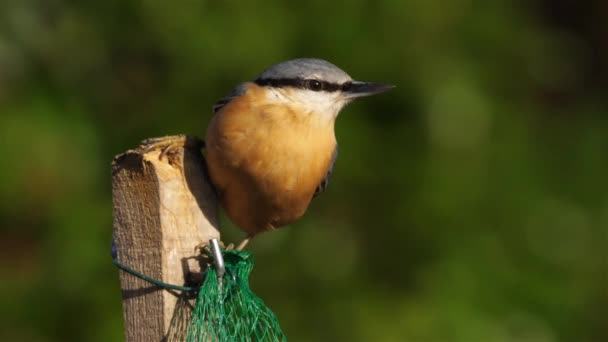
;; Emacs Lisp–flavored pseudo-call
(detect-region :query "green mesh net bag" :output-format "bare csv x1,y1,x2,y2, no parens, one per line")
187,250,286,341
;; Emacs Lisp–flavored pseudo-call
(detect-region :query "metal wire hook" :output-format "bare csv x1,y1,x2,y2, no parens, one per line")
209,239,225,282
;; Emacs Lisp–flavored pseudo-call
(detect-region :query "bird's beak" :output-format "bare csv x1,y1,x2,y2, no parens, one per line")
344,81,395,99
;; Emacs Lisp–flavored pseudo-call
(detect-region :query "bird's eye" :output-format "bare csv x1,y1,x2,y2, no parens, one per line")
307,80,324,91
341,81,352,92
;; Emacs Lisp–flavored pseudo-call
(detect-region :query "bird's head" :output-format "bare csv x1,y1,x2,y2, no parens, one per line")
254,58,394,122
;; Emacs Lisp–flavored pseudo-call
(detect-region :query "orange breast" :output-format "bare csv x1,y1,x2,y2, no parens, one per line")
205,83,337,235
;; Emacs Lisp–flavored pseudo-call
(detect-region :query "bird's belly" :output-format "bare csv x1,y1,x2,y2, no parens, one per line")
208,144,328,234
206,132,335,235
233,168,314,231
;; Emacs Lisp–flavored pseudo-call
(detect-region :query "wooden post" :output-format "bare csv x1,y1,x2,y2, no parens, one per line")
111,135,220,341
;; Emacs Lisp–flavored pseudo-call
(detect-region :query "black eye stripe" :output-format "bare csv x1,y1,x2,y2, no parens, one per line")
255,78,349,93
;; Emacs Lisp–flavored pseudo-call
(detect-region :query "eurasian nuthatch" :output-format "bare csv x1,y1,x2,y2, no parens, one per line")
205,58,394,249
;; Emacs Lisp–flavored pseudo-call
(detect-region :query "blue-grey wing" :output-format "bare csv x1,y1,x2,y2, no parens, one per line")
212,83,248,114
314,146,338,197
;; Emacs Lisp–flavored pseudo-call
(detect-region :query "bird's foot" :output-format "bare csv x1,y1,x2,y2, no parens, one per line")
140,135,204,160
195,240,224,270
194,240,234,259
235,235,254,251
194,235,251,262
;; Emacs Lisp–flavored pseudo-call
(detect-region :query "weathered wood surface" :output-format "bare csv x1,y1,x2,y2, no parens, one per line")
112,135,220,341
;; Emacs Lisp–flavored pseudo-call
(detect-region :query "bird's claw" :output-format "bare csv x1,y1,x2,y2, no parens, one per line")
194,240,233,258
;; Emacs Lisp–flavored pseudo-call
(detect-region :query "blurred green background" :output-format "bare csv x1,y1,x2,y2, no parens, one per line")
1,0,607,341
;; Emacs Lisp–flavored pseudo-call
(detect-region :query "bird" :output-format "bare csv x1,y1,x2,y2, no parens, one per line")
204,58,394,250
